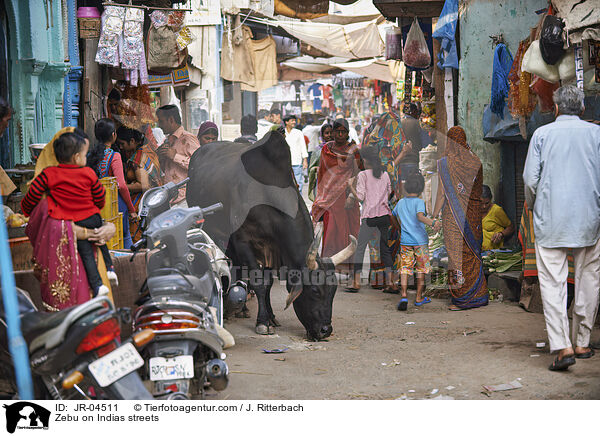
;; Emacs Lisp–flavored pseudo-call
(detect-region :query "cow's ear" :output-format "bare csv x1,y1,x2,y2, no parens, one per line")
284,285,303,310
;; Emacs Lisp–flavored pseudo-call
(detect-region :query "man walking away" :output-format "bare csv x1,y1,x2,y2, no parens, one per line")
156,105,201,207
283,115,308,192
257,109,273,139
236,115,258,144
523,85,600,371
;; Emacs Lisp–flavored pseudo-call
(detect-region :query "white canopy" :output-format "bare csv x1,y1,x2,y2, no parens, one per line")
281,55,348,73
332,59,401,83
271,17,385,59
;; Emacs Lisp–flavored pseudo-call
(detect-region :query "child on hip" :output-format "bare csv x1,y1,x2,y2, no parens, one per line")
21,131,116,296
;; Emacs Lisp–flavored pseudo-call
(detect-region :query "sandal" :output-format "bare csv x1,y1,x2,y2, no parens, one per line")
383,287,400,294
414,297,431,306
397,298,408,311
575,348,595,359
548,354,576,371
344,287,359,293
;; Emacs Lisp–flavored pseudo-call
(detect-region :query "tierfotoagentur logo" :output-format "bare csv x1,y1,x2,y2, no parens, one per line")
3,402,50,433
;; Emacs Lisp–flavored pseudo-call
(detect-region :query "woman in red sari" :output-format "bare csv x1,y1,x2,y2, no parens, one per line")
311,119,362,269
432,126,488,310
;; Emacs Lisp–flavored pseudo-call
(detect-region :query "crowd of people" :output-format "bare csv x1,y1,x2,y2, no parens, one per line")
2,83,598,371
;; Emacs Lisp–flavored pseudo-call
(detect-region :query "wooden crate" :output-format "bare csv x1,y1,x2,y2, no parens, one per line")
106,213,123,250
9,237,33,271
100,177,118,220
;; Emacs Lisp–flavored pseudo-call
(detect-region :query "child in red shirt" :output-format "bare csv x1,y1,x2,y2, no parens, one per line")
22,131,115,296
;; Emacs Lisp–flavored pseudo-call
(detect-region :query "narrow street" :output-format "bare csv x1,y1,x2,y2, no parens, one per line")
214,282,600,400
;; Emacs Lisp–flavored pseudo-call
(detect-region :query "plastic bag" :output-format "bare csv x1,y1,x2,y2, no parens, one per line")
539,15,565,65
403,18,431,70
385,26,403,60
522,40,559,83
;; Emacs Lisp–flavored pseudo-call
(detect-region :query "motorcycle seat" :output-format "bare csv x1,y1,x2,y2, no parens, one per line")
147,273,212,302
20,308,76,345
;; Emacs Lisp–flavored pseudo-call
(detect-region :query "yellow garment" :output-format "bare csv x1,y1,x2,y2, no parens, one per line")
33,127,75,178
31,126,112,298
482,203,512,250
0,165,16,196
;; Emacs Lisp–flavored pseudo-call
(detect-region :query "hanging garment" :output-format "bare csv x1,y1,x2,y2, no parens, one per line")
490,43,514,119
241,33,278,92
432,0,459,70
220,18,255,87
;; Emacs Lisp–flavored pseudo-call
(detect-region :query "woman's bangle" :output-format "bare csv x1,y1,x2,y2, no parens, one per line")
83,228,88,239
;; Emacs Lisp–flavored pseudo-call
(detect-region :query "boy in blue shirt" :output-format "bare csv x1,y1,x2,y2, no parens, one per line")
392,173,441,310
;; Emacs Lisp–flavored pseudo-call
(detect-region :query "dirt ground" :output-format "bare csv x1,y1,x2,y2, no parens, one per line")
211,281,600,400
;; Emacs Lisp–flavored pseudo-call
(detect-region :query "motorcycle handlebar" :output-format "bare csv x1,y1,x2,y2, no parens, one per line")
131,238,146,253
175,177,190,189
201,202,223,216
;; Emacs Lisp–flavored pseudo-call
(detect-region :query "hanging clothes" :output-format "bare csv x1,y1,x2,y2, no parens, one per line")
490,43,514,119
241,33,278,92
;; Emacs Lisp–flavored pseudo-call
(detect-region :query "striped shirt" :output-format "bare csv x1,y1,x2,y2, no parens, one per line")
21,164,105,221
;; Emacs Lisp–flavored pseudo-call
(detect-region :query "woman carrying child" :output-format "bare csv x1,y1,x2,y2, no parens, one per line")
346,147,395,292
22,131,117,297
392,172,441,310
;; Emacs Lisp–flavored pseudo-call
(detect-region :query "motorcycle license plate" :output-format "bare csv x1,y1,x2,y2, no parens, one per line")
88,343,144,387
149,355,194,381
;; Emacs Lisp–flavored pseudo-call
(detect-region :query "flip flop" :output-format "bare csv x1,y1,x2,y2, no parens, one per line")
383,287,400,294
414,297,431,306
344,287,359,293
575,349,595,359
548,355,576,371
397,298,408,311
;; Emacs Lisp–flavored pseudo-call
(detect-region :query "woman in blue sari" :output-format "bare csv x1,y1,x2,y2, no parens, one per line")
432,126,488,310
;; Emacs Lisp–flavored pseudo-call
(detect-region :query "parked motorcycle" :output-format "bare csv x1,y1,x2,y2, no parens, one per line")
136,179,247,324
0,288,154,400
131,180,245,399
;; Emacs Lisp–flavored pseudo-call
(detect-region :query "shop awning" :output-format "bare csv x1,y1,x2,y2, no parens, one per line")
269,17,386,59
332,59,401,83
553,0,600,43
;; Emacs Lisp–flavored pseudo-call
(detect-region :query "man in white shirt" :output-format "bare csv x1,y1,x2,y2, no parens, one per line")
302,115,321,164
283,115,308,192
256,109,273,140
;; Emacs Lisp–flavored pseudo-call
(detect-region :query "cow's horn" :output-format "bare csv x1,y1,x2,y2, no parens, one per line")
306,222,324,271
329,235,358,267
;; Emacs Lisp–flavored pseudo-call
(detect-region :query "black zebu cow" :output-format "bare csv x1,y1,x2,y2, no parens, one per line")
187,131,356,340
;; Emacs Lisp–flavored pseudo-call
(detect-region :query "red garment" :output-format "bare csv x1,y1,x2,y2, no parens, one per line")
109,152,136,213
22,165,105,221
311,141,362,258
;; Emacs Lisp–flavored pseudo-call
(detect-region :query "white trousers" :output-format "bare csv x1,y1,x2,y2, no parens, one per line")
535,240,600,352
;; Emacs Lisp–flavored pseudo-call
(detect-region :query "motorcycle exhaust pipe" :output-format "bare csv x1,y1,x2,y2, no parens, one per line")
206,359,228,391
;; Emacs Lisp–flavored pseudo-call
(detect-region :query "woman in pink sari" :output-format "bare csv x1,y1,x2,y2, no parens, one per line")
26,128,116,311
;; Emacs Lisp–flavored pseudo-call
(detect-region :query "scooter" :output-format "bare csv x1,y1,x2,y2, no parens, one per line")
0,288,154,400
131,182,244,399
136,179,247,325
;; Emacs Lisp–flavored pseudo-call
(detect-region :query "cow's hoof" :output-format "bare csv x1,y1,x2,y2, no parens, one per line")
255,324,269,335
268,325,276,334
270,317,281,327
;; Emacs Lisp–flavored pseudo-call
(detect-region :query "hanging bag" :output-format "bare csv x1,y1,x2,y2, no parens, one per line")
539,15,565,65
403,18,431,70
146,24,188,75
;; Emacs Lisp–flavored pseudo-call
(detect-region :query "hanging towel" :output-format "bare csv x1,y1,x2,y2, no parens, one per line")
491,43,514,119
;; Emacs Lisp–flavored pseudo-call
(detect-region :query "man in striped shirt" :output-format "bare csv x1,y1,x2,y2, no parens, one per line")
21,131,113,296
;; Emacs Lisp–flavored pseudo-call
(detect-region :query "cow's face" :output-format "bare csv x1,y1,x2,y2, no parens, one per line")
290,260,338,341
